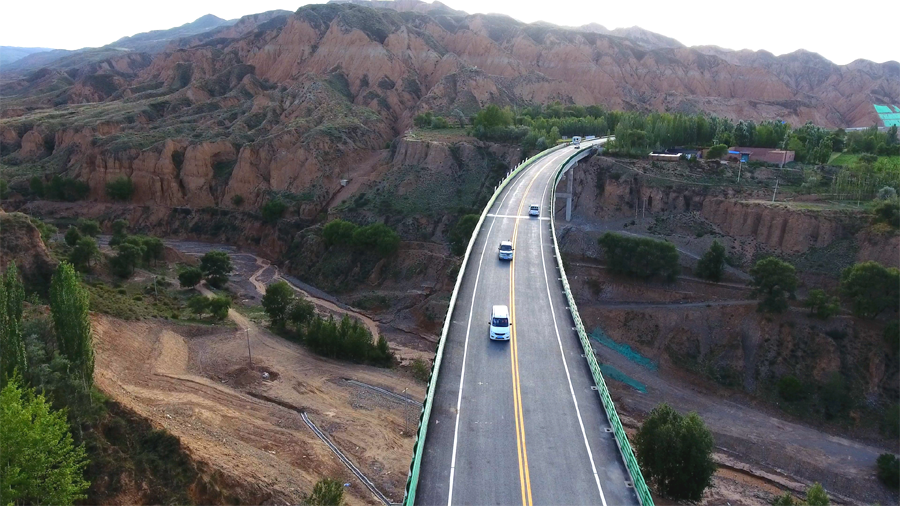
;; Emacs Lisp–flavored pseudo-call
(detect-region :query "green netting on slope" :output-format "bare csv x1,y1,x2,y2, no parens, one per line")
590,327,658,371
874,104,893,114
599,364,647,393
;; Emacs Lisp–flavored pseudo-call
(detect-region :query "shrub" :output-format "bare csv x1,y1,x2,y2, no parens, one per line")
261,199,287,223
885,321,900,351
805,483,830,506
64,226,82,247
410,358,431,383
695,240,725,282
877,186,897,200
877,453,900,489
634,403,716,501
706,144,728,159
598,233,680,281
177,267,203,288
882,403,900,438
840,262,900,318
106,177,135,201
777,375,807,402
803,289,840,319
771,493,798,505
231,194,244,207
46,176,89,201
305,478,344,506
449,214,479,256
749,257,798,313
872,201,899,228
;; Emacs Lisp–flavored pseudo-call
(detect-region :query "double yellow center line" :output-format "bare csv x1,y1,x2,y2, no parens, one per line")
508,167,546,506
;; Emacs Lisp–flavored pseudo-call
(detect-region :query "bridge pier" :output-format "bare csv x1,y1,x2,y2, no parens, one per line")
555,163,575,222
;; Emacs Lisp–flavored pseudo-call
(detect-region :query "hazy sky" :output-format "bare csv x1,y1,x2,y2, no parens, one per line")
1,0,896,65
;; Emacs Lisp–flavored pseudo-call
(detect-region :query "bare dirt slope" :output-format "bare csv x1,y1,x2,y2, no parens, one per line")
93,307,424,504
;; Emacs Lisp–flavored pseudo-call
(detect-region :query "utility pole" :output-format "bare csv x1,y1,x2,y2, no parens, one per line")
772,178,779,202
246,328,252,368
737,159,742,183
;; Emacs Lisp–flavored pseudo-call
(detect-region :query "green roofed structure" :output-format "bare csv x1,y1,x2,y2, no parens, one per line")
874,104,900,127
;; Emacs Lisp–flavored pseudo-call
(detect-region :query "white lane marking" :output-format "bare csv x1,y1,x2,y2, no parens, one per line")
447,168,520,505
486,214,550,220
537,156,609,506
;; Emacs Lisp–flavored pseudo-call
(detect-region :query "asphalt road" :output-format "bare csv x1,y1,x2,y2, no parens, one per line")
417,144,639,505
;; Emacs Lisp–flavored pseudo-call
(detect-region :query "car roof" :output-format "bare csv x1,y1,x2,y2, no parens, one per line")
530,204,539,208
492,305,509,316
500,240,512,246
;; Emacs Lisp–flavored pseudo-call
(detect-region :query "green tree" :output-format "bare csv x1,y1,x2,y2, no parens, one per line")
69,237,99,272
200,251,233,289
803,289,840,319
109,219,129,247
0,264,27,386
0,377,90,505
771,493,798,506
777,375,807,402
137,236,164,265
840,261,900,318
695,240,726,282
449,214,479,256
29,176,45,197
48,263,94,385
598,233,680,281
322,219,359,247
262,281,295,328
208,296,231,321
885,321,900,351
64,226,82,247
872,201,899,228
186,295,210,318
351,223,400,258
473,104,513,129
111,241,144,278
634,403,716,501
289,298,315,327
0,178,8,199
877,453,900,489
749,257,798,313
706,144,728,159
261,199,287,223
821,372,851,419
178,267,203,288
805,483,830,506
305,477,344,506
105,176,135,201
76,219,101,237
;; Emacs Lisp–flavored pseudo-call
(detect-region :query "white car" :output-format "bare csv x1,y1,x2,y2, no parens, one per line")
528,204,540,217
489,305,511,341
498,241,513,260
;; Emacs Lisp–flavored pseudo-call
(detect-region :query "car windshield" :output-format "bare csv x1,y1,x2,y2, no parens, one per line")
500,244,512,251
492,317,509,327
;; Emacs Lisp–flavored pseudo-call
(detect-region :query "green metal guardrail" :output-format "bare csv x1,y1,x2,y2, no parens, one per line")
401,143,566,505
550,141,654,506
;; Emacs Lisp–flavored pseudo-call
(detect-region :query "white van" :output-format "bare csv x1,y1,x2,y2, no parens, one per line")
498,241,513,260
489,305,511,341
572,135,582,147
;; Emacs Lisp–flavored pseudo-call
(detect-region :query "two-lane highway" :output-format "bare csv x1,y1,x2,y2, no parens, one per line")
416,143,639,505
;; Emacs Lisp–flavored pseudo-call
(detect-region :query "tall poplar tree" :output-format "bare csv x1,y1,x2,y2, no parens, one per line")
49,263,94,385
0,263,27,386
